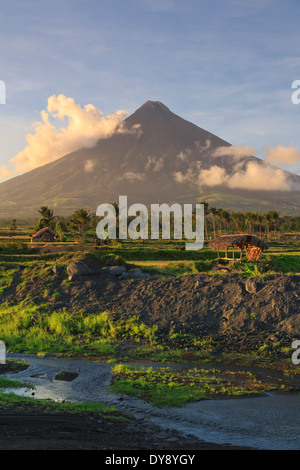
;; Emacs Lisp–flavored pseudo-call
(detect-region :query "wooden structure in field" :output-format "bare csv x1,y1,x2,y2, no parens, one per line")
209,234,269,262
31,227,59,243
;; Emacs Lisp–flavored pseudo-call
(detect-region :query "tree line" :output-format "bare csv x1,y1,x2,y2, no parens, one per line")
35,206,93,241
200,202,296,241
31,203,300,243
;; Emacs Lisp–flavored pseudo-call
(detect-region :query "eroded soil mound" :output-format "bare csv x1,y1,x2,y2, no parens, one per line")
4,253,299,350
67,272,300,347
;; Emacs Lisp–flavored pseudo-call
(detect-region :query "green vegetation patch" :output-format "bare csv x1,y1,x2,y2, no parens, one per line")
0,359,29,374
0,391,121,418
263,254,300,274
110,364,283,407
0,265,19,295
0,377,33,390
0,361,123,420
0,306,159,356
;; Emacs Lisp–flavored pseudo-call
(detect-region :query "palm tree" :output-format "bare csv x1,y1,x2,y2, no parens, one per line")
238,212,246,232
245,211,256,234
270,210,280,241
217,208,225,235
67,217,79,238
222,210,231,234
231,211,245,233
200,201,210,241
256,213,264,238
210,206,218,239
55,221,67,241
38,206,55,227
264,212,273,240
72,209,92,240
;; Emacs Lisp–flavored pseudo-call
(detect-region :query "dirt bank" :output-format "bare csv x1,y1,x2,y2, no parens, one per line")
0,409,251,450
71,272,299,346
0,357,254,450
4,258,299,351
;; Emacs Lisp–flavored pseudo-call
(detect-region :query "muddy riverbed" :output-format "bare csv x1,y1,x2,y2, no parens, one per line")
1,354,300,450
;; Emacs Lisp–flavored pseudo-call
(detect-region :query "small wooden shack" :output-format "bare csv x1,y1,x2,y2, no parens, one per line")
31,227,59,243
209,234,269,261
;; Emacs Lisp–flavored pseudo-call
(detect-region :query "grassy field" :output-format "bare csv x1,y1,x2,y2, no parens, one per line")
0,230,299,408
0,233,298,360
0,228,299,275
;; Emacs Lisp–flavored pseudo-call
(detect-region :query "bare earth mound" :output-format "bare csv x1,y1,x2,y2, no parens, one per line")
69,272,300,349
6,261,299,350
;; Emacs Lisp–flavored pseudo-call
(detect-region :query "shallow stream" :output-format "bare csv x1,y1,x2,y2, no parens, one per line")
4,353,300,450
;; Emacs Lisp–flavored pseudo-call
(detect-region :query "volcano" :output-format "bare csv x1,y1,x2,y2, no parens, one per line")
0,100,299,217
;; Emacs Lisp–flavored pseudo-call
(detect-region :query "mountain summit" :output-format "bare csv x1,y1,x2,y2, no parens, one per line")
0,100,299,216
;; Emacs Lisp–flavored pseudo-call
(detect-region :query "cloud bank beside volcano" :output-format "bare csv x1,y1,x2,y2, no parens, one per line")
1,95,128,179
1,97,299,195
174,144,298,191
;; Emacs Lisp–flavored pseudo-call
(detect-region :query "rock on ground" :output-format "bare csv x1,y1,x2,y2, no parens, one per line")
67,261,91,281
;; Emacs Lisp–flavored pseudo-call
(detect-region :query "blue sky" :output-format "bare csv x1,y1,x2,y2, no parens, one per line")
1,0,300,178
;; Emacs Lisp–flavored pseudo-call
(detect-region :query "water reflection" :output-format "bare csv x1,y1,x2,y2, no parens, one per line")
3,353,300,450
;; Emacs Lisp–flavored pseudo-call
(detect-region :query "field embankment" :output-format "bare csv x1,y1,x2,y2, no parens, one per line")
0,247,299,359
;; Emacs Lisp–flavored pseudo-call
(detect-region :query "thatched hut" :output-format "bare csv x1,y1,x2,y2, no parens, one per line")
31,227,59,243
209,234,269,261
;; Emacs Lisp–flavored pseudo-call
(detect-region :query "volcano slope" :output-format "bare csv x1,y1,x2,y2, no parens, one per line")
2,252,299,355
0,100,299,217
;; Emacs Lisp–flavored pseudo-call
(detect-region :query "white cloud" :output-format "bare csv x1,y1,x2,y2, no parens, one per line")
84,159,96,173
3,94,128,178
264,145,300,168
198,165,228,186
174,160,294,191
227,161,292,191
195,139,211,151
176,150,189,162
123,171,146,181
0,165,13,180
173,167,196,183
145,155,164,172
212,144,256,160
